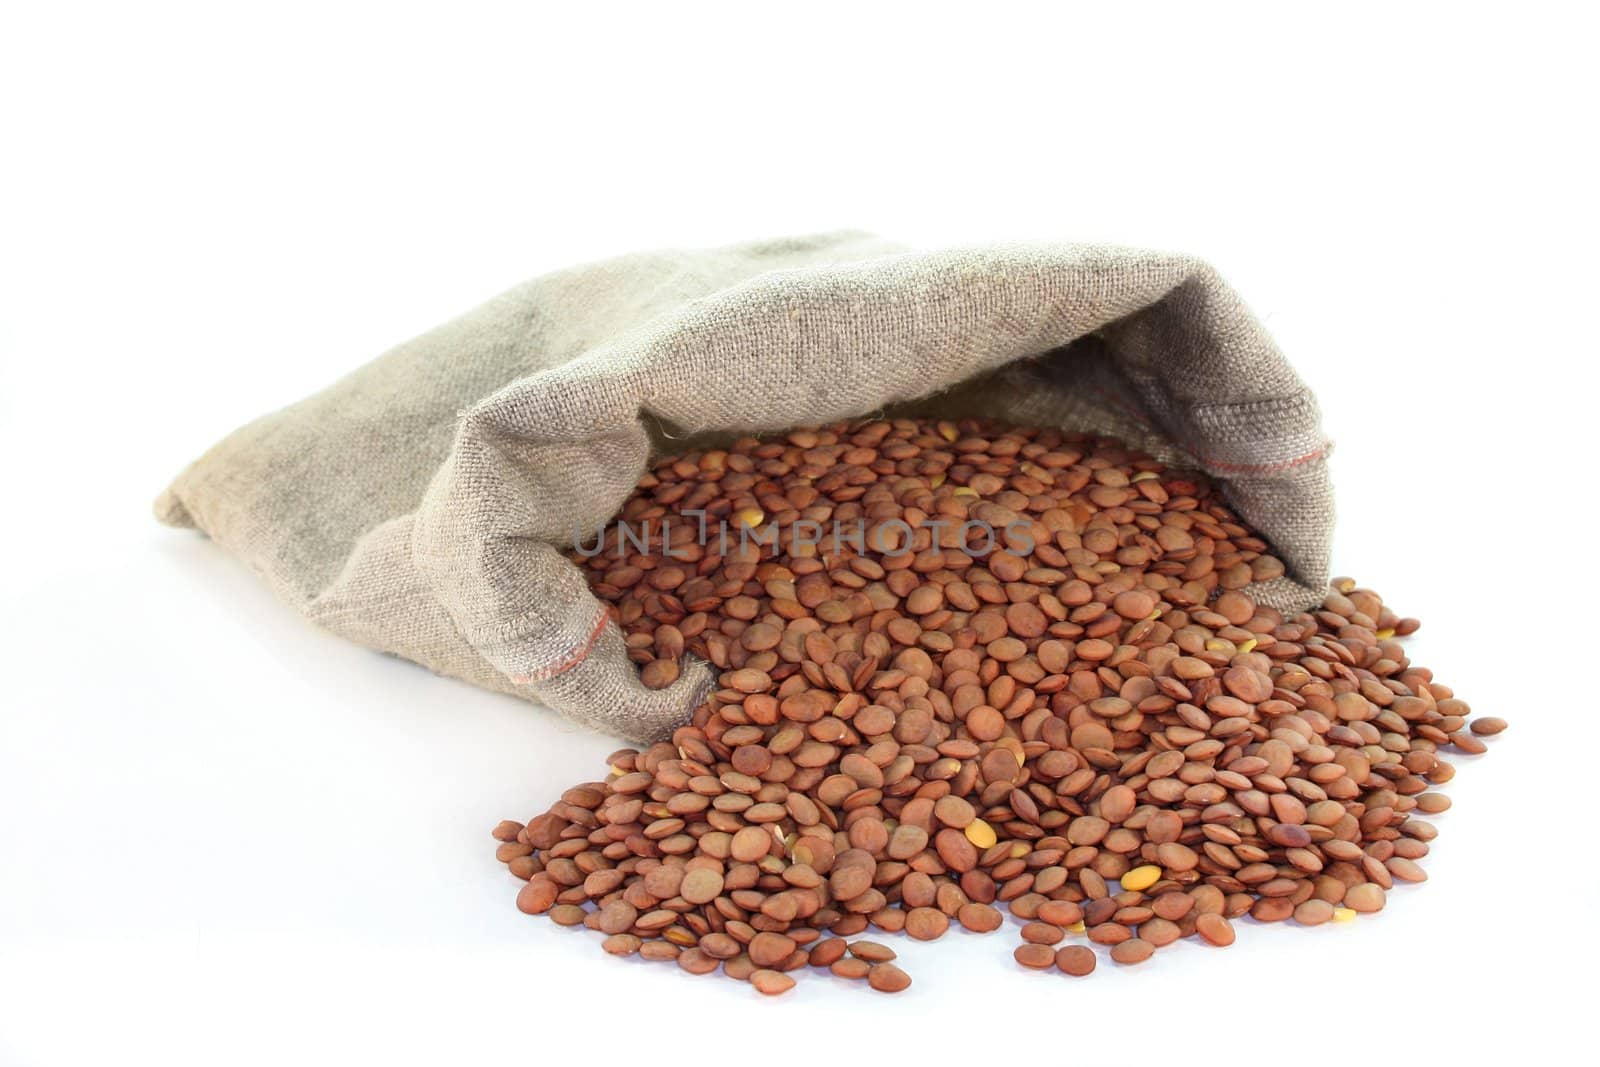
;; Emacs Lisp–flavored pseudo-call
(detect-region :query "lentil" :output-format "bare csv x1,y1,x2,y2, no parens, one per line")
751,969,797,996
495,419,1502,995
1014,943,1057,969
1055,945,1097,976
867,963,912,993
1111,939,1155,965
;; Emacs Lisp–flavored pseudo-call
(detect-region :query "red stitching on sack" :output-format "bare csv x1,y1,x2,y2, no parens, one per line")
1190,447,1328,475
510,603,611,685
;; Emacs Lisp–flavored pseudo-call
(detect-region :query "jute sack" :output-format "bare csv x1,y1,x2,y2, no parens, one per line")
157,232,1332,744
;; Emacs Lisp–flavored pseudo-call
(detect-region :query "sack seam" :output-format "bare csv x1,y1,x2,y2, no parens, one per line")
505,601,611,684
1086,385,1330,475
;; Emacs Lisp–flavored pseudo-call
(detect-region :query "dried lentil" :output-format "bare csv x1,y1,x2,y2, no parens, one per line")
495,419,1503,994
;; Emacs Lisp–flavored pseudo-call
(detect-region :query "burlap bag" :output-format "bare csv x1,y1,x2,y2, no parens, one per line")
157,232,1332,744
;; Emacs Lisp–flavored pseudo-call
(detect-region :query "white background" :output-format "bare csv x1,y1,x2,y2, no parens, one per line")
3,3,1595,1064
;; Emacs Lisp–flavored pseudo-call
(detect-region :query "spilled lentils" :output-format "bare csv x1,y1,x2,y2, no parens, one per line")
492,419,1503,995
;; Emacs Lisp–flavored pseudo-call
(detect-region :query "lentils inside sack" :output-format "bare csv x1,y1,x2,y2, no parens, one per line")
491,419,1502,994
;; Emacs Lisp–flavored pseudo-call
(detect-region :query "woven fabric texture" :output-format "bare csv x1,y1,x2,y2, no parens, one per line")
158,232,1332,743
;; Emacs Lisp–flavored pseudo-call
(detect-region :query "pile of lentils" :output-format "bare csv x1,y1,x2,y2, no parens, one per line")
492,418,1504,996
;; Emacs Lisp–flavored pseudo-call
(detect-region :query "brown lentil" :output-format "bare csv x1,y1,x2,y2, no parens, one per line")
958,902,1005,933
1294,899,1336,925
1345,883,1387,913
1111,939,1155,965
1055,945,1097,976
1020,922,1065,946
867,962,912,993
847,940,896,962
1014,943,1057,969
1196,913,1236,947
808,938,848,967
677,948,719,976
751,969,797,996
830,957,871,980
602,933,641,956
904,907,949,941
495,419,1501,995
